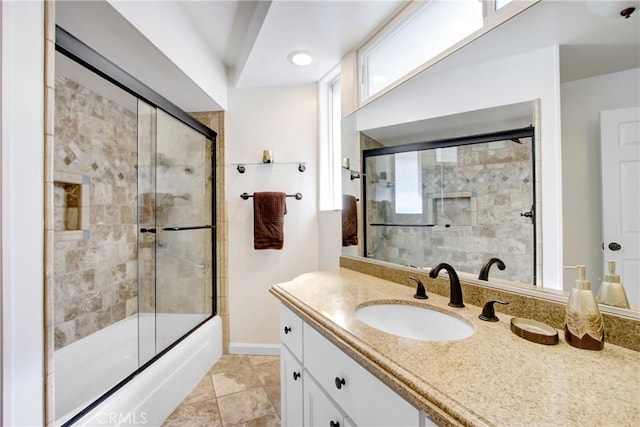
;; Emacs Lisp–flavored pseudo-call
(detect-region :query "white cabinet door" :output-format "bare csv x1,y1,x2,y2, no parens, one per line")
281,345,304,427
305,375,346,427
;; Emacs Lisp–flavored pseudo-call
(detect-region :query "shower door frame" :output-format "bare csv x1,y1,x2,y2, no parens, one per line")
54,26,218,426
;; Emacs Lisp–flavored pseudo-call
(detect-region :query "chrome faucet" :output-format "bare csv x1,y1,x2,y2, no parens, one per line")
478,257,506,281
429,263,464,308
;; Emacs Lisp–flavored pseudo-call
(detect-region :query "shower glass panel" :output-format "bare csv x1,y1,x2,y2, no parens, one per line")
154,109,214,353
53,46,216,424
364,134,535,285
137,99,158,366
54,52,141,420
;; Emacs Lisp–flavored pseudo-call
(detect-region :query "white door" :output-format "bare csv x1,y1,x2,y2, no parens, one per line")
601,107,640,308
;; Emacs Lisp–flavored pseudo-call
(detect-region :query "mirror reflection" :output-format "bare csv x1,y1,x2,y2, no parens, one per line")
362,127,535,285
341,0,639,315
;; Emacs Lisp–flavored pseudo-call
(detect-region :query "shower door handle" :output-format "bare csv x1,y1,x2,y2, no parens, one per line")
162,225,215,231
140,227,156,234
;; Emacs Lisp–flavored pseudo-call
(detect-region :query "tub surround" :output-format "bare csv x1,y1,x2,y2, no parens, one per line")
270,268,639,426
341,256,640,351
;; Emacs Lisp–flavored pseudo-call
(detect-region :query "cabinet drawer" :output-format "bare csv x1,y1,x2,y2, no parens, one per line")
280,304,303,361
304,323,419,427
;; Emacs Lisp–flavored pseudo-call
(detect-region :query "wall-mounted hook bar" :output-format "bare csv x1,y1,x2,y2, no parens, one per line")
241,192,303,200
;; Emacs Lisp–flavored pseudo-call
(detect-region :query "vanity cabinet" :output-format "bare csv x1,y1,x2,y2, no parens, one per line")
279,304,430,426
281,345,304,426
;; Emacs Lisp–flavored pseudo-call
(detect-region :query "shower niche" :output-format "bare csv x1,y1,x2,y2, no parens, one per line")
53,171,90,240
52,32,217,425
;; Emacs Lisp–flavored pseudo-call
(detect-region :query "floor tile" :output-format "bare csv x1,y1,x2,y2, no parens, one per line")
211,361,263,396
229,412,281,427
183,375,215,406
163,354,282,427
209,354,251,374
256,360,280,387
247,355,280,366
163,398,221,427
217,386,277,426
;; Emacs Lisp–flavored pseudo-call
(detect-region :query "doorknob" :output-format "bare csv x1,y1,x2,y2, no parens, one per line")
608,242,622,251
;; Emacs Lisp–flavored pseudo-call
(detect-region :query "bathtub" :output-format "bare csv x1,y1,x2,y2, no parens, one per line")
55,314,222,426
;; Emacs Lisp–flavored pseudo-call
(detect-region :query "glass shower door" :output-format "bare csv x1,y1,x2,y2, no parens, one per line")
154,109,214,354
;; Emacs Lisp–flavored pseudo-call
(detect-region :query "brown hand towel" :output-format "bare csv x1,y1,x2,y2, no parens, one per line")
253,192,287,250
342,194,358,246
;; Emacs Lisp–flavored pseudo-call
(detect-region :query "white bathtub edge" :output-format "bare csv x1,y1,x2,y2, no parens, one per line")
72,316,222,427
228,342,281,356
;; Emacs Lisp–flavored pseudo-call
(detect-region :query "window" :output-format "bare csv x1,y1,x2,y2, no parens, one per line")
361,0,483,100
394,151,422,214
495,0,514,11
319,66,342,210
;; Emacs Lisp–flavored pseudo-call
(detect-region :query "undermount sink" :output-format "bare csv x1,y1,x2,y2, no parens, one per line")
355,303,475,341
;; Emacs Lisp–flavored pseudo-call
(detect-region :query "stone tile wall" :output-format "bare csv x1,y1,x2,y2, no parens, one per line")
53,73,138,350
366,137,534,284
191,111,229,353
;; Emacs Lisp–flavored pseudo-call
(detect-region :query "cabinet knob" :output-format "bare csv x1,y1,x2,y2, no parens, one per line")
293,371,301,381
330,421,340,427
334,376,346,390
284,326,292,334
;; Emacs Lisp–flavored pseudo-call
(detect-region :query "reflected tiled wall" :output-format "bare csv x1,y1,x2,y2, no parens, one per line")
367,138,534,284
53,74,139,350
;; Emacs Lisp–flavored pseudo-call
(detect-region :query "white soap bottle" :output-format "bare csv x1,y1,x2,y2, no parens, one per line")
564,265,604,351
596,261,630,309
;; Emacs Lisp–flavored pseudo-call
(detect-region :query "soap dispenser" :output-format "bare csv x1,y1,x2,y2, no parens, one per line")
596,261,630,309
564,265,604,351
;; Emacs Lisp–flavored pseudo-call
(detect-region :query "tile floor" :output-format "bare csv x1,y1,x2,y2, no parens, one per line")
163,354,281,427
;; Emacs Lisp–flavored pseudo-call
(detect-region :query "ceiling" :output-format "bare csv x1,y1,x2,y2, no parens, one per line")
178,0,408,88
55,0,639,111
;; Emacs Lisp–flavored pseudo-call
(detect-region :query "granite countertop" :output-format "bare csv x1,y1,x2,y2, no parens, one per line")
269,268,640,427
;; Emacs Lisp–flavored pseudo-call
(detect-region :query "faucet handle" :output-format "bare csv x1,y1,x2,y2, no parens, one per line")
479,299,509,322
409,276,428,300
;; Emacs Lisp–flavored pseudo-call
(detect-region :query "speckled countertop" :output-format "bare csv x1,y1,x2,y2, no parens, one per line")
269,268,640,427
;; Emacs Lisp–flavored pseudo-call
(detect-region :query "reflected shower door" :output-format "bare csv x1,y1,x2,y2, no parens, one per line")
154,109,214,354
137,100,158,365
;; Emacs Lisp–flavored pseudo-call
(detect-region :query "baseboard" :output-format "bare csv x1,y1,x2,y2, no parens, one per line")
228,342,281,355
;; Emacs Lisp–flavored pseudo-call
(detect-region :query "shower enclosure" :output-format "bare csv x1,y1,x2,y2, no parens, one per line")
53,29,216,424
363,128,536,285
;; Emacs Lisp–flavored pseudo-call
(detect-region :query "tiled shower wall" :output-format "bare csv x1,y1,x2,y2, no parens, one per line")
53,74,139,350
191,111,229,353
367,138,534,284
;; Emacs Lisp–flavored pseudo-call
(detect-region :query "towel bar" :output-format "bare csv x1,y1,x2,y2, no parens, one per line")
241,192,303,200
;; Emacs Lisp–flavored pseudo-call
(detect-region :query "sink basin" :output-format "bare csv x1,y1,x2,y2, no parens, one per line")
355,303,475,341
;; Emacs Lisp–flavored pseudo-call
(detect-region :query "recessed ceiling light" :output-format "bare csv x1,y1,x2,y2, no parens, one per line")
288,51,313,66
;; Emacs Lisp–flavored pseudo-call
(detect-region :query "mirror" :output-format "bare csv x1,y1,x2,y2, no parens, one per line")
341,0,640,315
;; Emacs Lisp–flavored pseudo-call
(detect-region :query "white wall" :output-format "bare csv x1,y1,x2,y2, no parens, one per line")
1,1,45,425
227,85,319,350
107,0,228,110
352,46,563,289
561,68,640,292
